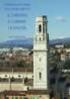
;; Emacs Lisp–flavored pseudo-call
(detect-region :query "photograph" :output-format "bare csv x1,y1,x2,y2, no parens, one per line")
0,0,70,99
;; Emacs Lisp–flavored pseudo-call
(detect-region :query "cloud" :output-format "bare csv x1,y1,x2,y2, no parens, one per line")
55,16,66,22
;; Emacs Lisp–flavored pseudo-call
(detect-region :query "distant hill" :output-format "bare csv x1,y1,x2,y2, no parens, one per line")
50,37,70,46
0,37,70,48
0,38,33,48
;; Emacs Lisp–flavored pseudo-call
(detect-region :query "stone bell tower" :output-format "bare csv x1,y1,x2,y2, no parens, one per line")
33,16,49,90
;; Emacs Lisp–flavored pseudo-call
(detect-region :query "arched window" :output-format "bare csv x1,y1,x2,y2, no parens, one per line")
39,25,41,32
39,72,42,80
39,37,41,41
5,74,7,78
18,75,21,78
39,57,41,61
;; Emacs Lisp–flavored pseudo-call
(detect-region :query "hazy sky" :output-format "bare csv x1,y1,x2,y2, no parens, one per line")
0,0,70,41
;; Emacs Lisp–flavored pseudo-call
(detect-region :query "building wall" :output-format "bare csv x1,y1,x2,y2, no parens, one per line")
0,83,33,92
0,72,32,79
0,72,33,91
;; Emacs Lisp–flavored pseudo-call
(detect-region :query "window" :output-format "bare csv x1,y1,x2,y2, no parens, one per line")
11,77,15,82
18,75,21,78
39,25,41,32
5,74,7,77
39,72,42,80
39,37,41,41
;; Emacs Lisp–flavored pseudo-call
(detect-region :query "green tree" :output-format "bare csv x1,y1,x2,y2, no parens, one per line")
64,59,70,69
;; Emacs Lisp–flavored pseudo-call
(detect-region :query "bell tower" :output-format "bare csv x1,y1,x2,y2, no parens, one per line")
33,16,49,90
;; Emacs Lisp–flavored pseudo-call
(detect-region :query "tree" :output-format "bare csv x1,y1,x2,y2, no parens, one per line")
64,59,70,69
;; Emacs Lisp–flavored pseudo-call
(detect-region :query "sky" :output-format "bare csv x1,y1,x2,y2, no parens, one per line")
0,0,70,42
